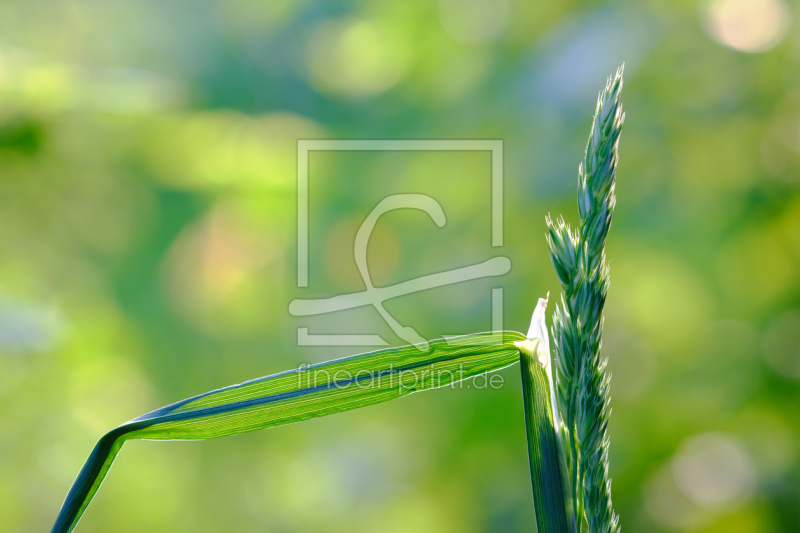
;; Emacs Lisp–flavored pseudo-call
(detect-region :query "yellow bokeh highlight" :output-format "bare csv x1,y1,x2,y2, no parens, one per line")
306,18,412,97
145,111,324,190
704,0,790,53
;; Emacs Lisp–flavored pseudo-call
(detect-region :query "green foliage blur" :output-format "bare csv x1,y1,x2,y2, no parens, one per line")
1,0,799,532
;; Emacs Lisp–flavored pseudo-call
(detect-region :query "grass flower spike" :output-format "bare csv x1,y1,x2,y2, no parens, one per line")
548,66,624,533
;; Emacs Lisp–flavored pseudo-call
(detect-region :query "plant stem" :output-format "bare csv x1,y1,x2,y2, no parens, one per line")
520,351,573,533
517,299,575,533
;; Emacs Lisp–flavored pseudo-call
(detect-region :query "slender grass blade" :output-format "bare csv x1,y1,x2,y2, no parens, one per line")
52,331,525,533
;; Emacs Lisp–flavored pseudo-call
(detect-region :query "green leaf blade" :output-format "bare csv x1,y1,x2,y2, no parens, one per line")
52,331,525,533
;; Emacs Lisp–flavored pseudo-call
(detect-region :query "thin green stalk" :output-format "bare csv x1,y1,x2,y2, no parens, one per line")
549,66,624,533
517,299,575,533
520,348,575,533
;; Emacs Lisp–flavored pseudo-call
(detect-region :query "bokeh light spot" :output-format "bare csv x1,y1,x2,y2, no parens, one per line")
145,111,323,190
671,432,756,507
704,0,790,53
306,18,411,97
163,203,283,337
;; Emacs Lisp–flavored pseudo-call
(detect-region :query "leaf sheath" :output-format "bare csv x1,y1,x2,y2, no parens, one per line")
520,350,574,533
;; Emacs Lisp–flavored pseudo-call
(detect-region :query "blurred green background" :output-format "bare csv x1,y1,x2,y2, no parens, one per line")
2,0,800,531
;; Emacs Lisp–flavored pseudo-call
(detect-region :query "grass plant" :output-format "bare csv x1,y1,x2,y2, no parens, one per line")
51,68,624,533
